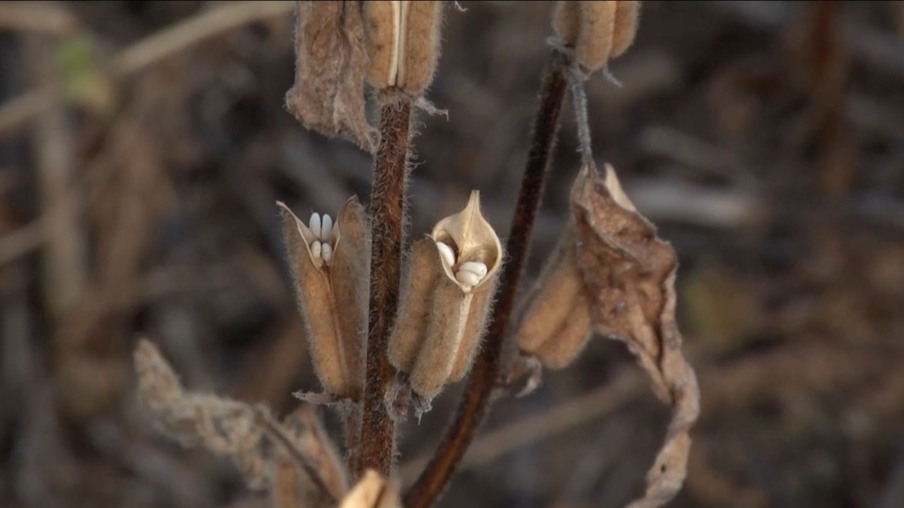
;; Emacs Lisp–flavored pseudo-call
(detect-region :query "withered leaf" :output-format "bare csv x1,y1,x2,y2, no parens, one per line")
134,340,345,504
570,163,700,507
286,1,377,152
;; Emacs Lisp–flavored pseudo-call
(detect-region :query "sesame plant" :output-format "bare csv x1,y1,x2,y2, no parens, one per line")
133,1,700,507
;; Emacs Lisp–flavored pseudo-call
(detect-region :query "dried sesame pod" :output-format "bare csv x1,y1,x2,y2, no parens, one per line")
362,0,443,95
363,1,396,89
611,0,640,58
287,1,375,151
388,238,443,373
515,226,583,353
448,276,497,382
329,197,370,396
533,294,592,368
410,280,473,399
398,0,443,95
552,1,580,45
389,192,503,402
576,1,617,73
515,224,593,369
278,199,368,399
431,191,503,288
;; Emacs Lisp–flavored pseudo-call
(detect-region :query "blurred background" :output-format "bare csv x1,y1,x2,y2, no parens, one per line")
2,1,904,507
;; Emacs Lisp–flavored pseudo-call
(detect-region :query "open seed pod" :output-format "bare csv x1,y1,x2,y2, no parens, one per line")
278,197,369,400
388,191,502,406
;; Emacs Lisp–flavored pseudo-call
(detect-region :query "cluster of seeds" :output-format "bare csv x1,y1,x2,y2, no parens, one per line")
308,212,334,267
436,242,489,292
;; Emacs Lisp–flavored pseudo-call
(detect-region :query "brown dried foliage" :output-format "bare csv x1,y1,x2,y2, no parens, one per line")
134,340,346,505
570,163,700,507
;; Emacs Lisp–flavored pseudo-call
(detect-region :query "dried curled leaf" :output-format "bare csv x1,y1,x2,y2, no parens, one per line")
133,339,345,503
134,339,272,489
570,163,700,507
282,406,350,501
286,1,376,152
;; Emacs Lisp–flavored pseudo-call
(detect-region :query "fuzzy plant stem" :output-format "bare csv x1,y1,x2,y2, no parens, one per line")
405,50,568,508
356,94,413,477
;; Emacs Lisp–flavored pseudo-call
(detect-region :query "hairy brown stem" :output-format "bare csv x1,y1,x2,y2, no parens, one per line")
404,51,568,508
356,94,412,477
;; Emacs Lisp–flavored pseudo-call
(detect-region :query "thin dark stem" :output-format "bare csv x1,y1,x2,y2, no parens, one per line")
404,50,568,508
356,94,412,477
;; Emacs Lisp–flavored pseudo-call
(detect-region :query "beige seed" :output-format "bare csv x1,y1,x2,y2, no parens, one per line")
436,241,456,268
455,269,481,289
459,261,488,278
309,212,322,239
321,213,333,242
311,240,323,264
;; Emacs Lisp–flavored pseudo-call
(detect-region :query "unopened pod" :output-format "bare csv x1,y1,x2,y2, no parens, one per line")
553,0,640,73
514,224,592,369
389,191,502,403
278,197,369,400
363,0,444,95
